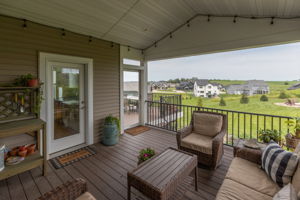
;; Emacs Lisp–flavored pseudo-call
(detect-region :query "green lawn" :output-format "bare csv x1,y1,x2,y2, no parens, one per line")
152,81,300,144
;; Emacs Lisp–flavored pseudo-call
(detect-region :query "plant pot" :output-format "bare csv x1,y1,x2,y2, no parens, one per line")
28,79,39,87
9,147,19,156
26,144,36,155
102,123,119,146
285,135,300,149
18,149,27,157
296,130,300,139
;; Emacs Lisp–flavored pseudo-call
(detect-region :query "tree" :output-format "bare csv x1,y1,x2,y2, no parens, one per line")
260,95,268,102
278,91,289,99
240,94,249,104
219,97,226,106
197,97,203,107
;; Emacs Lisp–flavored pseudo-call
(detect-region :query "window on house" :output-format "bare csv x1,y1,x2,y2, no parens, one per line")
123,58,141,66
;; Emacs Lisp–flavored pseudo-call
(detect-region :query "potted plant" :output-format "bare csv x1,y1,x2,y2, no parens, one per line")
285,119,300,149
102,115,120,146
258,129,280,143
14,73,39,87
138,148,155,165
295,118,300,138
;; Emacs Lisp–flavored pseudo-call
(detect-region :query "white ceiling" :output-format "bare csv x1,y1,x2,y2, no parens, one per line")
1,0,300,49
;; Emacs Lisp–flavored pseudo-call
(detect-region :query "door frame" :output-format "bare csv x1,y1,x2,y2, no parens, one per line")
120,64,147,133
122,69,142,129
39,52,94,159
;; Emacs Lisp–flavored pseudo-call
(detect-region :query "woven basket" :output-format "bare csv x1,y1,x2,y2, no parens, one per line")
285,136,300,149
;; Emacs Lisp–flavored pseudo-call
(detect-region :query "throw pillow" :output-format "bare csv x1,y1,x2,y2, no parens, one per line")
273,183,297,200
261,142,299,187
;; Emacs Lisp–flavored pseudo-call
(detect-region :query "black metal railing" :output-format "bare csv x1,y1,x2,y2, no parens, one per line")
145,100,294,146
147,93,182,105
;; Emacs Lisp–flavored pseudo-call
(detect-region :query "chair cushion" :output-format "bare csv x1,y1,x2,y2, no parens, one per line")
226,157,280,197
273,183,297,200
261,142,299,187
76,192,96,200
181,133,212,154
216,179,272,200
193,112,223,137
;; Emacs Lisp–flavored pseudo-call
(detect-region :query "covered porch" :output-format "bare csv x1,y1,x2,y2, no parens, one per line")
0,1,300,200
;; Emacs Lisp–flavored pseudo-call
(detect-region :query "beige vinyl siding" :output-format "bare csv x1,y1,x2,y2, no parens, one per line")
0,15,120,143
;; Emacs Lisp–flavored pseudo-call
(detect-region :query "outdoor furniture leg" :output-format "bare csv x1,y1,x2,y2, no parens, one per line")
194,167,198,191
127,183,131,200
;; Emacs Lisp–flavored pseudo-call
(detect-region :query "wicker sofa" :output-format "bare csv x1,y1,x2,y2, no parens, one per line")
37,178,96,200
176,111,227,169
216,146,300,200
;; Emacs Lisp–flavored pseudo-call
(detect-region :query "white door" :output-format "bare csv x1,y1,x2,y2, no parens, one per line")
49,62,85,153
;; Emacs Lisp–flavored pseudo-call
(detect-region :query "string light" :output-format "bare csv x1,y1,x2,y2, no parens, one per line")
141,50,144,55
22,19,27,29
187,20,190,27
61,28,66,37
233,15,237,23
169,32,173,39
88,36,92,43
111,42,114,47
127,46,130,51
154,42,157,48
270,17,274,25
207,15,210,22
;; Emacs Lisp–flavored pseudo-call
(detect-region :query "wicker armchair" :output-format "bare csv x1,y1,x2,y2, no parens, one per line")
36,178,91,200
177,111,227,169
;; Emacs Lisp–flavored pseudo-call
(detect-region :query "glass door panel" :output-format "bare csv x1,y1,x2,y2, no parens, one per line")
123,71,140,129
53,67,80,139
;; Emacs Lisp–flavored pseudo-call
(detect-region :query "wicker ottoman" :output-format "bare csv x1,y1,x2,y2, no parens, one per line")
127,147,198,200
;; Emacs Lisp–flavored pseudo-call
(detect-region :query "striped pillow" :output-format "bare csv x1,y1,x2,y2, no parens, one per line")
261,142,299,187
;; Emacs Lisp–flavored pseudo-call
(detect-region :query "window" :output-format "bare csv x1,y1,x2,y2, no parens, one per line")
123,58,141,66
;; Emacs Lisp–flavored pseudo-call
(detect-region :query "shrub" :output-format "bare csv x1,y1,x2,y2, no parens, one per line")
240,94,249,104
278,91,289,99
138,148,155,164
284,82,289,85
260,95,268,102
219,97,226,106
197,97,203,107
258,129,281,143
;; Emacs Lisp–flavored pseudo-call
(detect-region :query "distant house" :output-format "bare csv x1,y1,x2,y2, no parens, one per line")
193,79,223,97
176,81,194,90
151,81,169,90
226,80,269,95
288,83,300,90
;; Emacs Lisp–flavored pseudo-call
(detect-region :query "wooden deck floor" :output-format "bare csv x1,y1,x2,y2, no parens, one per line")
0,128,233,200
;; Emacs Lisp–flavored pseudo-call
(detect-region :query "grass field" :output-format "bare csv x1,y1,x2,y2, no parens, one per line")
152,80,300,143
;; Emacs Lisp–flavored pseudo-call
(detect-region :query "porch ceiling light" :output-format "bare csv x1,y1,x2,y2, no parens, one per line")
61,28,66,37
22,19,27,29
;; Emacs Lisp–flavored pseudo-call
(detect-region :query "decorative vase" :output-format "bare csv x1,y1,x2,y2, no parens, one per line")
28,79,39,87
102,123,119,146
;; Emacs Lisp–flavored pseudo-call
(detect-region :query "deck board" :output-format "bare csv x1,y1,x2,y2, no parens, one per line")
0,128,233,200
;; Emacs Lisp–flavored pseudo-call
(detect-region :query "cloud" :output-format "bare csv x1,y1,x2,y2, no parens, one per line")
148,42,300,81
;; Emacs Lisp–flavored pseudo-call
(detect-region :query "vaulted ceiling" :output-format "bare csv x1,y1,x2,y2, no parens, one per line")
1,0,300,49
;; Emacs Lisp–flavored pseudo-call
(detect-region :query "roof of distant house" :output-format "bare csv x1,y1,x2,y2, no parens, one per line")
288,83,300,90
195,79,223,87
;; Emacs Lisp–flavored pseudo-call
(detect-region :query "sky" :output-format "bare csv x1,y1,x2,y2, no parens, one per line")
148,42,300,82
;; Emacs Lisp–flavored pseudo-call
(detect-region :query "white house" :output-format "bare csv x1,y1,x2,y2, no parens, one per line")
193,79,223,97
